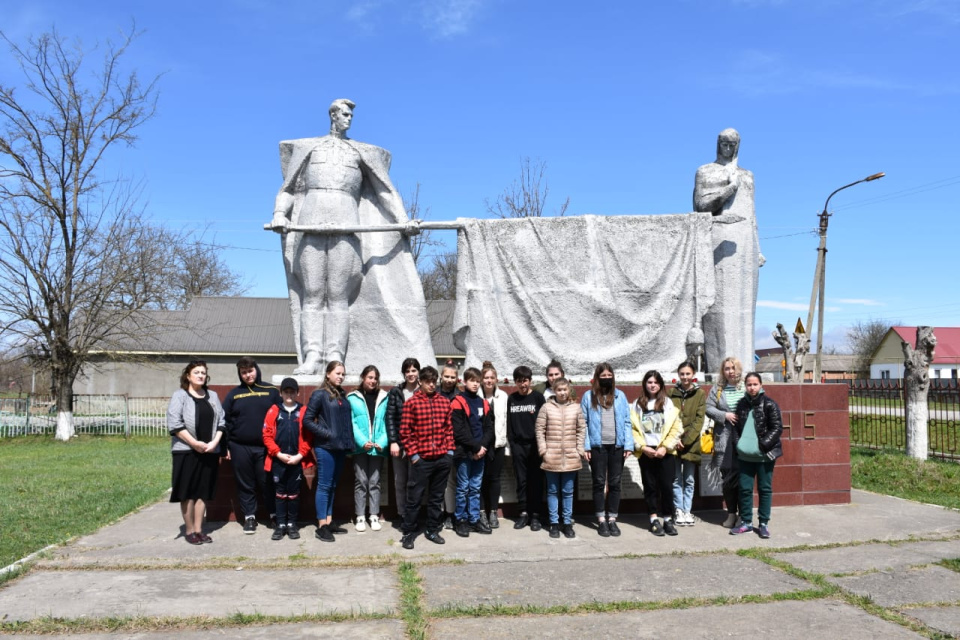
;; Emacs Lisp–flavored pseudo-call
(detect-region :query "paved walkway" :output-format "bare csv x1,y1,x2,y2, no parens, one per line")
1,490,959,638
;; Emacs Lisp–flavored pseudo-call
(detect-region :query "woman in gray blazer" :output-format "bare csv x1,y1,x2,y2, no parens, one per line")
167,360,225,545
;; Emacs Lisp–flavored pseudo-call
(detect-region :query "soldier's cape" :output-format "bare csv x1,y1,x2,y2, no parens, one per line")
277,136,435,376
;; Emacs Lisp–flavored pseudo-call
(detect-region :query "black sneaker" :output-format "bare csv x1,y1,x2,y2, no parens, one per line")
271,526,285,541
329,523,347,534
287,526,300,540
243,517,257,535
424,530,446,545
562,524,576,539
443,515,454,530
650,520,665,537
549,523,560,538
455,519,470,538
479,511,490,529
597,521,610,537
315,524,335,542
608,520,621,537
529,515,542,532
489,511,500,529
513,513,529,529
471,519,492,535
663,519,678,536
401,533,415,549
269,514,278,529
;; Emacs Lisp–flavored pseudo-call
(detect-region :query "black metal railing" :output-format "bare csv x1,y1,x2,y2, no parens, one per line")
848,379,959,459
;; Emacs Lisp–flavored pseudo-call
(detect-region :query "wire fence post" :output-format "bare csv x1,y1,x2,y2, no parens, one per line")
123,395,131,440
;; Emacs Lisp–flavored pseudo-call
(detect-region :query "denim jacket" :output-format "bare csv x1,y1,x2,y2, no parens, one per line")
580,389,635,451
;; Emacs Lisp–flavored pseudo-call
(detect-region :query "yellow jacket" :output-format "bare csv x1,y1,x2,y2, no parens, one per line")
630,399,683,455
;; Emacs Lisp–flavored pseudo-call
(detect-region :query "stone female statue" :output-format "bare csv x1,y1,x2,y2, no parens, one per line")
693,128,761,374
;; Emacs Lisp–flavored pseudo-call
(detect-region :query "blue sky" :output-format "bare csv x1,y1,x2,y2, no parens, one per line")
5,0,959,352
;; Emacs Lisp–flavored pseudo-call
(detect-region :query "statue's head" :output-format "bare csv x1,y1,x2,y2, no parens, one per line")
716,128,740,161
329,98,356,134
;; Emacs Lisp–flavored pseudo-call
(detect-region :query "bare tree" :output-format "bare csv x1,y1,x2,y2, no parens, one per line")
402,182,442,267
485,156,570,219
0,346,38,395
420,251,458,300
0,26,160,439
170,232,249,309
773,322,809,382
847,319,896,377
115,221,249,311
902,326,936,461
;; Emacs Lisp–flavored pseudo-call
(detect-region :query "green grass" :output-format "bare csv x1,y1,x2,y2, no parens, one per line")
398,561,428,640
938,558,960,573
849,416,959,454
0,435,171,569
851,448,960,510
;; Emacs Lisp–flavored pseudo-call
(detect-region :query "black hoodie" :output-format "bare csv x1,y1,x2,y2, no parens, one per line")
222,364,281,447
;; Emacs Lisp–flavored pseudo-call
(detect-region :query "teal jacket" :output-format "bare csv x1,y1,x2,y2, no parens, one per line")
347,389,389,456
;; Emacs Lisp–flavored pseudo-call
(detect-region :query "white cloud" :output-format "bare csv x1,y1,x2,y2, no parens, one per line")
718,49,958,98
832,298,883,306
882,0,960,24
418,0,485,38
342,0,487,38
757,300,809,311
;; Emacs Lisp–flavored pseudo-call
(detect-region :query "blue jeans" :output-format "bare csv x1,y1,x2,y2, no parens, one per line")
454,457,484,523
672,458,697,513
314,448,345,521
545,471,575,525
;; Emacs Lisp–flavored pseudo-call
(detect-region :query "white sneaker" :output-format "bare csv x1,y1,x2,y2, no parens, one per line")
355,517,367,532
675,509,684,525
686,512,697,526
369,515,382,531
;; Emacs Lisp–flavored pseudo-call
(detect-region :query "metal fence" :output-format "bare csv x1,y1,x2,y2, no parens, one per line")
848,379,959,459
0,395,169,438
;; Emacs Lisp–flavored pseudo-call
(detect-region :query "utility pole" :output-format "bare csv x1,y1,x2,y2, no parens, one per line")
802,172,885,382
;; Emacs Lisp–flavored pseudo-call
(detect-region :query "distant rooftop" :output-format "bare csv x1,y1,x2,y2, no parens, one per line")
109,297,463,357
889,326,960,364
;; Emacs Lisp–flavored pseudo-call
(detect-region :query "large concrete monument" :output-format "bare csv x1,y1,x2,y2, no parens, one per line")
270,99,435,378
693,128,761,373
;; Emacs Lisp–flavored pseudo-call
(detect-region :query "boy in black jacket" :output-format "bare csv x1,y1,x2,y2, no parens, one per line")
451,367,495,537
507,365,546,531
222,357,281,534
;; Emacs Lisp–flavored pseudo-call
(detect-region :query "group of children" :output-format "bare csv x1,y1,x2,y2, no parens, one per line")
256,356,783,547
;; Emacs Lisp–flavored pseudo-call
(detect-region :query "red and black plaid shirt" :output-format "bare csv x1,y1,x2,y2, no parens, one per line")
400,390,454,460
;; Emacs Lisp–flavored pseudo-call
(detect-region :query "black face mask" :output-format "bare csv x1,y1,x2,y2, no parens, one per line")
598,378,613,391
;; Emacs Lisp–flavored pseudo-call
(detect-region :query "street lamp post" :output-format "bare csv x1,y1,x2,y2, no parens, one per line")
804,172,885,383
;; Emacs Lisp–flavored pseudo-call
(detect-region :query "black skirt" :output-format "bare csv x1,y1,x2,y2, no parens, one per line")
170,451,219,502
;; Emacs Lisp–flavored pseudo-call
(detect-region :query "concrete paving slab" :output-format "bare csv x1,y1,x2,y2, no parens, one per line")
3,620,405,639
420,554,810,610
0,567,396,622
829,565,960,607
429,599,924,639
774,540,960,575
36,490,960,568
902,605,960,638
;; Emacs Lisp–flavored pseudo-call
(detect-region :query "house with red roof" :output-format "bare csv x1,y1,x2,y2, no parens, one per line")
869,326,960,380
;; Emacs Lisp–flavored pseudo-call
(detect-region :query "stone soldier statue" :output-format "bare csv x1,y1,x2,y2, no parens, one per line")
271,99,434,376
693,128,762,374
